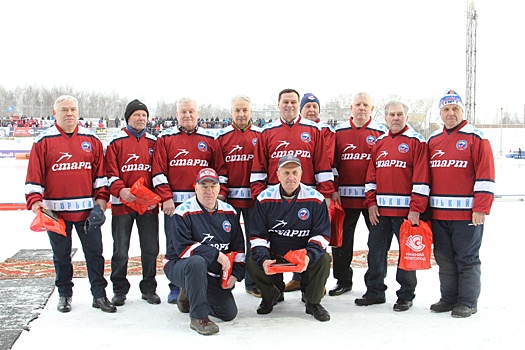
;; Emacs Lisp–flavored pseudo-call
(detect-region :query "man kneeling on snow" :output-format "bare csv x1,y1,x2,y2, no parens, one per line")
247,155,332,322
163,168,245,335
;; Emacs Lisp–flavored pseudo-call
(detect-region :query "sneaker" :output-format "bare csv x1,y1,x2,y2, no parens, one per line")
111,294,126,306
190,317,219,335
452,304,478,318
306,302,331,322
167,288,180,304
393,299,413,312
246,287,262,298
284,279,300,292
177,288,190,313
57,296,72,313
355,295,386,306
257,287,284,315
141,292,161,304
92,297,117,313
430,300,456,313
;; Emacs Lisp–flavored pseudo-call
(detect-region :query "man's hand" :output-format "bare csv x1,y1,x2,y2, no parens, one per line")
95,199,107,211
298,255,310,273
472,212,486,226
324,197,331,209
331,192,340,203
368,205,380,225
31,201,45,214
119,188,137,202
217,252,231,272
262,259,277,275
162,199,176,216
223,275,238,289
407,211,420,226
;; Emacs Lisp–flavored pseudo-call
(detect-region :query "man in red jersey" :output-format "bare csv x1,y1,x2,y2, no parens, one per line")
428,90,495,318
25,95,116,313
216,95,261,298
356,101,430,312
250,88,334,199
152,97,228,303
105,99,161,306
328,93,387,297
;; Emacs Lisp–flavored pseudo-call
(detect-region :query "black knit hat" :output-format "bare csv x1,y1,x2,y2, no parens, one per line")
124,99,149,123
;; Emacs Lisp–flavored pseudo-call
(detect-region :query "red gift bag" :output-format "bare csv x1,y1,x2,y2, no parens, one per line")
328,200,345,248
121,177,161,215
30,208,67,237
266,249,307,274
221,252,237,288
398,219,433,270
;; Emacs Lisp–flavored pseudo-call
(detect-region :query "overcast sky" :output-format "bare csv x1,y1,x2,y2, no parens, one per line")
2,0,523,122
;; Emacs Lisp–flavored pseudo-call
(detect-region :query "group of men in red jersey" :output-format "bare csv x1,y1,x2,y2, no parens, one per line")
25,88,494,331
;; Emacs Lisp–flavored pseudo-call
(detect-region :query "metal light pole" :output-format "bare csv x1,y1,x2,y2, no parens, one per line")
499,107,503,157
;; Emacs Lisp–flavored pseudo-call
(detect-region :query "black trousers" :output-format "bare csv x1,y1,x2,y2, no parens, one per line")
247,253,331,304
110,213,159,295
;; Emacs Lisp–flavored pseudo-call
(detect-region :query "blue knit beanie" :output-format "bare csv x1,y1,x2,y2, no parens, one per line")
300,93,320,113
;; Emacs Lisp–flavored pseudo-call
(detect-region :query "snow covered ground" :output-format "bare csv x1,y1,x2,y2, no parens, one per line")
1,157,524,349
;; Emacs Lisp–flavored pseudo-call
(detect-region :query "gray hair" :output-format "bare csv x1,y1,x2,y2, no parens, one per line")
384,100,409,116
54,95,78,110
352,92,372,104
177,97,198,112
231,95,251,107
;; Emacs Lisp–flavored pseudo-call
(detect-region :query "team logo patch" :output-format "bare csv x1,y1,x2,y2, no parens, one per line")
366,135,377,145
222,220,232,233
81,141,92,152
298,208,310,220
198,142,208,152
252,138,257,146
300,132,311,143
398,143,409,153
456,140,468,150
149,148,154,156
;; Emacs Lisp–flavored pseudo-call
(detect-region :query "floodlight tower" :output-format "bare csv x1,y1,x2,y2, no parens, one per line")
465,1,478,124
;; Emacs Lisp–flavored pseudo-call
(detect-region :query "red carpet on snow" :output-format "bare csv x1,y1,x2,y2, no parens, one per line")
0,250,435,279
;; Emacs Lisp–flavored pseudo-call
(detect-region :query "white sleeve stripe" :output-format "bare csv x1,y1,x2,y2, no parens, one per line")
412,184,430,196
108,176,120,186
250,237,270,248
308,235,329,249
94,177,108,189
250,173,267,182
181,243,201,258
152,174,169,187
315,171,334,183
234,253,246,263
474,181,495,193
365,183,377,192
25,183,44,195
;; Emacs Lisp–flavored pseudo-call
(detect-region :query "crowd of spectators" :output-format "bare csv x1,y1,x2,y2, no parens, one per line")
1,114,339,136
1,115,55,128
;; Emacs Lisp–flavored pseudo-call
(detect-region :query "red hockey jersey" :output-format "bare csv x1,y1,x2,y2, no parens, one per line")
318,121,336,166
216,123,261,208
428,120,495,220
250,116,334,198
152,127,228,204
105,128,158,216
364,125,430,217
334,118,387,209
25,124,109,222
